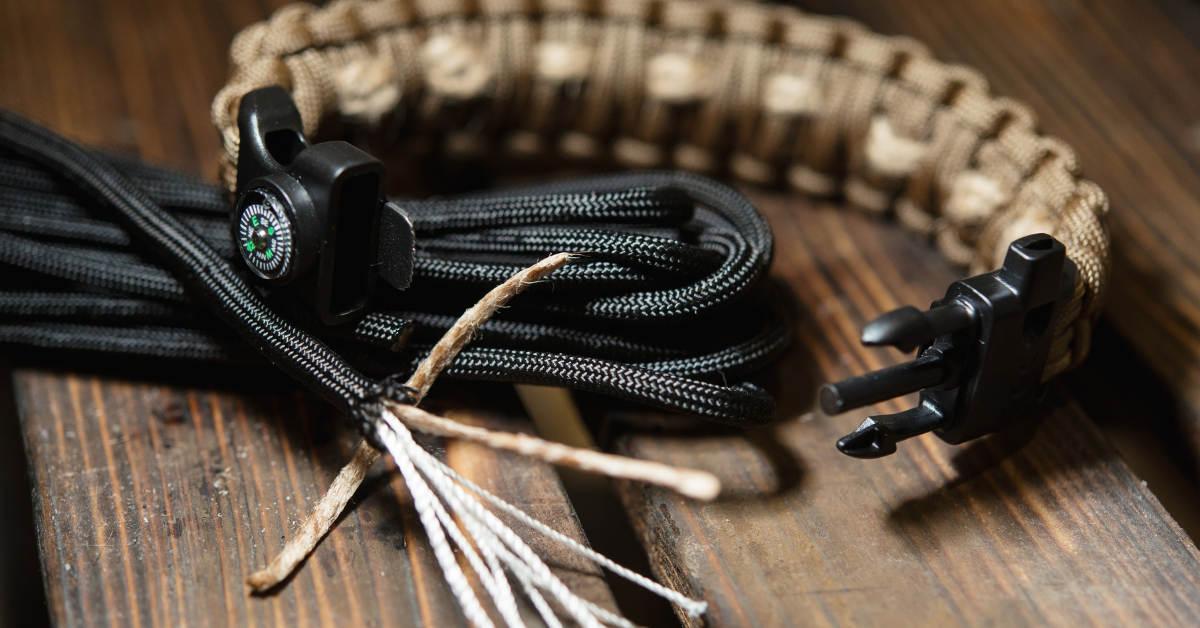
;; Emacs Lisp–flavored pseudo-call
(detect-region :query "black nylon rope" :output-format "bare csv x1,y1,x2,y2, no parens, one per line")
420,227,725,276
413,254,661,291
0,112,374,418
0,186,236,255
0,231,189,301
0,151,230,214
0,111,791,429
403,186,694,232
0,292,191,322
430,348,775,426
0,322,251,361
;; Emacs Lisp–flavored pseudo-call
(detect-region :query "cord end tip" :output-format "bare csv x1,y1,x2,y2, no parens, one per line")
246,569,280,593
676,472,721,501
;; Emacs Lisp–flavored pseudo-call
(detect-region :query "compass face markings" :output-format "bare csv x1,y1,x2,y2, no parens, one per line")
236,190,294,280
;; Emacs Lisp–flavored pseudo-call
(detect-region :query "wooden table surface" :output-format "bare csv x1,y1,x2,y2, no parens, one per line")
804,0,1200,480
5,0,1200,627
15,374,617,627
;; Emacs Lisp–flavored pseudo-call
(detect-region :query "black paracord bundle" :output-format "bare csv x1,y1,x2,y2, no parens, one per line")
0,110,792,432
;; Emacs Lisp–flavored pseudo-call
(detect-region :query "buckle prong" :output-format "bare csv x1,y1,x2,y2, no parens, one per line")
822,234,1077,459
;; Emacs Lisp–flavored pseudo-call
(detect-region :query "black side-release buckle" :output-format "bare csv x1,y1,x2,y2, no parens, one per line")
234,86,415,325
821,234,1077,458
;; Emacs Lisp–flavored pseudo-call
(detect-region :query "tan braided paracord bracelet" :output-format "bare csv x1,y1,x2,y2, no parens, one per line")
210,0,1109,379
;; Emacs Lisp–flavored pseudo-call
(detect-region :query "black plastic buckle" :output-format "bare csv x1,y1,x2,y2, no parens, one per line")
233,86,414,325
821,234,1077,458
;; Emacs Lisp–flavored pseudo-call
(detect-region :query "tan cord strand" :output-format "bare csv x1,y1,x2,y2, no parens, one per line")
245,439,379,590
219,3,1110,616
247,252,720,593
388,402,721,500
210,0,1110,375
406,252,575,400
246,252,572,591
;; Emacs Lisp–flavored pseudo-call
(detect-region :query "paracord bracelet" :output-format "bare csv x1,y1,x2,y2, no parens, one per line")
212,0,1109,383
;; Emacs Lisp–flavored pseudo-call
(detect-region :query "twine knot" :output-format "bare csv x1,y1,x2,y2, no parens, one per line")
336,55,401,122
762,73,821,115
352,373,419,448
944,170,1011,226
536,41,593,82
422,34,491,99
647,52,706,103
864,115,927,179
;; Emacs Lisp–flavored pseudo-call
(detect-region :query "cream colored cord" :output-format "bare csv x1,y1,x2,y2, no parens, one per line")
223,0,1113,622
211,0,1109,379
247,254,714,625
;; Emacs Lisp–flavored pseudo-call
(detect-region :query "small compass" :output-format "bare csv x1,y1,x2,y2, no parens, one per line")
235,188,295,281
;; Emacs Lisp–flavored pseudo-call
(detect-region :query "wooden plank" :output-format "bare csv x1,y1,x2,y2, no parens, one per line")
0,0,289,180
0,1,618,624
0,357,49,628
606,2,1200,622
14,373,616,627
6,0,1200,626
612,192,1200,627
794,0,1200,477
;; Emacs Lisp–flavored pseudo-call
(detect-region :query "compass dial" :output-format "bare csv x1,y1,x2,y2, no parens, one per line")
235,189,294,281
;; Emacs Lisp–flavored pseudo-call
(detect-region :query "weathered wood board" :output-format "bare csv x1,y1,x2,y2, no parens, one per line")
613,193,1200,627
0,0,618,622
6,0,1200,626
14,374,616,627
794,0,1200,478
607,1,1200,622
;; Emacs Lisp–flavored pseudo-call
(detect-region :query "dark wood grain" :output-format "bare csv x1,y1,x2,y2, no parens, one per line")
793,0,1200,481
0,0,273,180
605,2,1200,623
7,0,1200,626
14,374,616,627
0,1,618,625
613,192,1200,627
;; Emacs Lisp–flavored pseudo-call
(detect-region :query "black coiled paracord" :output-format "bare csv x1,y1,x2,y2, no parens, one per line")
0,110,792,429
0,112,377,423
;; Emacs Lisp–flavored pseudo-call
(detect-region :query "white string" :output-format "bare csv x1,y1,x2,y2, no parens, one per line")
436,482,611,628
374,401,708,627
491,549,643,628
424,480,526,628
393,423,605,628
381,423,495,628
445,498,640,628
414,436,708,617
444,488,638,628
416,461,566,628
439,492,538,628
398,421,657,628
515,569,564,628
481,550,525,628
419,463,529,628
381,410,610,628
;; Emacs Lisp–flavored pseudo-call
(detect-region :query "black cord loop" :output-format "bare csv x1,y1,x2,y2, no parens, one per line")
0,111,791,429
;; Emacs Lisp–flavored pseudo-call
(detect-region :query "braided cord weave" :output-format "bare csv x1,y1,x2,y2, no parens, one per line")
0,129,789,427
212,0,1110,377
